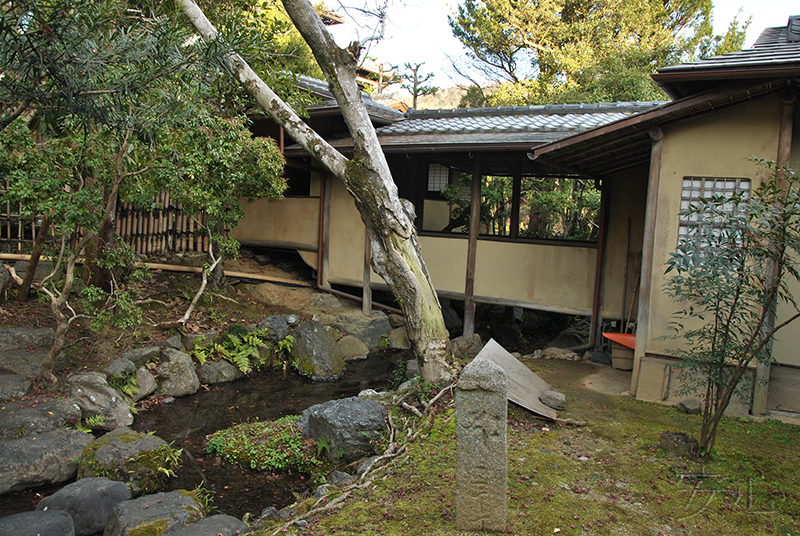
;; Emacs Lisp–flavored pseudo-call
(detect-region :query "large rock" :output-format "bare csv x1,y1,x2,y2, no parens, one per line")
104,357,136,377
315,311,392,349
0,326,62,377
0,373,31,399
659,431,699,459
0,398,81,441
77,426,177,497
546,318,590,349
36,477,130,536
337,335,369,362
120,347,161,367
301,396,387,463
450,334,483,360
131,367,158,402
440,298,463,332
0,509,75,536
389,327,411,350
0,327,54,351
68,372,133,430
197,360,243,385
0,348,67,376
181,331,219,353
157,348,199,397
292,321,345,382
256,315,290,342
104,490,204,536
0,428,93,495
167,514,249,536
12,260,54,284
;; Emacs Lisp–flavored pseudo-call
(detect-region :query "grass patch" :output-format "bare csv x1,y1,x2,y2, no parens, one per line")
205,415,328,481
251,361,800,536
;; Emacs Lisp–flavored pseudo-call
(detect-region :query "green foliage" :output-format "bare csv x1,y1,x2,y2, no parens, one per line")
107,369,140,398
137,444,183,479
205,415,326,478
440,172,598,240
664,160,800,455
449,0,750,105
66,414,108,434
0,0,294,379
400,62,438,109
191,326,294,374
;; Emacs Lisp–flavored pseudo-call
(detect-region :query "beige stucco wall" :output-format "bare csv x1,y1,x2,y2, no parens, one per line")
473,240,596,313
643,95,784,363
233,196,320,250
600,167,649,322
327,179,367,286
415,236,469,294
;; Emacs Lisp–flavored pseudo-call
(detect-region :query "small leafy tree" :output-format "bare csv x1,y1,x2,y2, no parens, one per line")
664,160,800,456
401,62,437,109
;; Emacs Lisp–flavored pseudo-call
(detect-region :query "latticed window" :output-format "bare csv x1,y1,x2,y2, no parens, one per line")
679,177,751,239
427,163,449,193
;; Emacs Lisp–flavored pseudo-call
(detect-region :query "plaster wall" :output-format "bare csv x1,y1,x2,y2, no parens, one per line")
600,167,649,321
473,240,596,313
233,196,320,251
643,95,782,361
327,178,366,285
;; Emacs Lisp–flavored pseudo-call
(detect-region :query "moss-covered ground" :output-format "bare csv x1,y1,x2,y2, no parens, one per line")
253,359,800,536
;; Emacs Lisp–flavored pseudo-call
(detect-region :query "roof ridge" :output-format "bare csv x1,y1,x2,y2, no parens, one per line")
405,102,663,119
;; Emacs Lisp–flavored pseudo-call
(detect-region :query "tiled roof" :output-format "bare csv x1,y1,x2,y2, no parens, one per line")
361,102,663,150
653,16,800,99
658,21,800,73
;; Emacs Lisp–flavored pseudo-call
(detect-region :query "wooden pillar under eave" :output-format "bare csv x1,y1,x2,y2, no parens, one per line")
363,229,372,315
631,127,664,396
463,154,482,338
752,87,797,415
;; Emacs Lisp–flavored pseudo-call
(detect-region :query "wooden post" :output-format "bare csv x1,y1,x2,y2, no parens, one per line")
510,163,521,240
631,127,664,396
753,88,796,415
463,154,482,339
320,174,332,287
363,229,372,315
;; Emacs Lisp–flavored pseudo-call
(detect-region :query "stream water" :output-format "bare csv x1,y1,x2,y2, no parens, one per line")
0,351,401,520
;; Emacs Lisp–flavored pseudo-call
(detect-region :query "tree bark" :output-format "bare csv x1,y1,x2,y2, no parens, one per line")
178,0,458,383
17,216,50,302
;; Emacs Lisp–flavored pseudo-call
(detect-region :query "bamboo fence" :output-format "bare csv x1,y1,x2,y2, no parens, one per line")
0,183,208,256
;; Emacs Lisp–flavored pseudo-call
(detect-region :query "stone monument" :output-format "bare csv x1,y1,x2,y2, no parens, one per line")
455,358,507,532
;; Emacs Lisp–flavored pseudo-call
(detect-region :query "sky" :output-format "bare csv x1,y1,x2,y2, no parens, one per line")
327,0,799,89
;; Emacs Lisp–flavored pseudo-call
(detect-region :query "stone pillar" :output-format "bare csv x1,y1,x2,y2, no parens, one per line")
456,358,507,532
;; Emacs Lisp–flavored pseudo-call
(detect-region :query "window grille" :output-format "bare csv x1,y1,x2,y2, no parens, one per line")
679,177,751,239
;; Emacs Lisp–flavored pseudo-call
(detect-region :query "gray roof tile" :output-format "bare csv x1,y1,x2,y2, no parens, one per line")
375,102,662,140
657,17,800,74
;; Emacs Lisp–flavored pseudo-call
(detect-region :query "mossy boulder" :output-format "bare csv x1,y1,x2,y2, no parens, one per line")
77,426,181,497
292,321,345,382
104,490,204,536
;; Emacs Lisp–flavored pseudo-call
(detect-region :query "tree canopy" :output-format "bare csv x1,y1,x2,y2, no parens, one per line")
0,0,289,380
449,0,749,105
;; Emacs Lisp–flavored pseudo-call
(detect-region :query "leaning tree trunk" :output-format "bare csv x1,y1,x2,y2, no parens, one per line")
178,0,458,383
